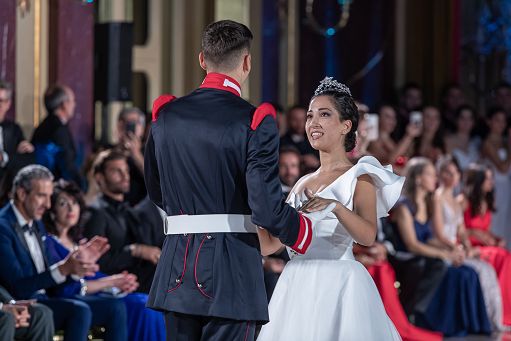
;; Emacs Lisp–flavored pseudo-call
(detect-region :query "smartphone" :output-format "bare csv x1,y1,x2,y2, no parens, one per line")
410,111,423,126
125,121,137,134
364,113,379,141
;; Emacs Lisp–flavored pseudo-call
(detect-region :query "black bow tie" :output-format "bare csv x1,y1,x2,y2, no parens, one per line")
21,224,36,235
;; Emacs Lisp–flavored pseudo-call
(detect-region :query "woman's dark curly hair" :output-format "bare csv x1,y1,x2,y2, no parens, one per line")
42,180,86,242
464,164,495,216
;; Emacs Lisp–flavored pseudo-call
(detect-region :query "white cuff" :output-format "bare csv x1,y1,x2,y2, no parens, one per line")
49,263,67,284
0,302,3,310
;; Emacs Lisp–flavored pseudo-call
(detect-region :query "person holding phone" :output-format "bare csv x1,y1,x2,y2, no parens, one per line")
115,107,147,205
367,105,421,170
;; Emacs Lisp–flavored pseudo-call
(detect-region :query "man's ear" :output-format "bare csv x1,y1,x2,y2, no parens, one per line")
243,53,251,74
199,51,207,71
16,188,27,202
94,173,104,188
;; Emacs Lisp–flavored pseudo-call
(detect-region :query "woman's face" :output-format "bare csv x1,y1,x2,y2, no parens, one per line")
418,164,437,193
488,111,507,135
306,95,351,152
54,192,80,229
456,109,474,134
439,162,460,188
423,107,440,134
482,169,494,193
379,106,397,134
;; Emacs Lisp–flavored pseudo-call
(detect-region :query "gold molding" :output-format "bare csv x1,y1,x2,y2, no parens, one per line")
33,0,40,125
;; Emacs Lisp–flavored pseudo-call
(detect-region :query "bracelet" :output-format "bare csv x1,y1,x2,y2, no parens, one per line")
79,278,88,296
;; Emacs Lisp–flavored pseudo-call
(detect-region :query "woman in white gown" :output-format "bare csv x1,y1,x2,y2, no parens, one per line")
257,77,404,341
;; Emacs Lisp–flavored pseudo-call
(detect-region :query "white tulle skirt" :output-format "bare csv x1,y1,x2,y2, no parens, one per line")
257,255,401,341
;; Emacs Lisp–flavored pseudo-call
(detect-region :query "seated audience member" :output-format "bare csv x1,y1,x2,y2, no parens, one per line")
0,285,54,341
113,107,147,206
463,164,511,325
367,104,421,167
31,85,83,186
440,83,466,133
83,150,161,293
280,105,319,173
0,80,34,179
44,180,166,341
390,157,490,336
444,105,481,171
481,108,511,246
432,157,507,330
134,195,166,249
354,221,442,341
278,146,301,196
0,165,126,340
392,82,423,141
413,106,445,163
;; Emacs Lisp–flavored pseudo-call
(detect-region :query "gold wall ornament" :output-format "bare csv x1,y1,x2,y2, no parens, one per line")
17,0,31,18
305,0,353,37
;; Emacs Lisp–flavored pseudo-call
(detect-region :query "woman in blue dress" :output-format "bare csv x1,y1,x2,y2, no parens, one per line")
43,180,165,341
390,157,490,337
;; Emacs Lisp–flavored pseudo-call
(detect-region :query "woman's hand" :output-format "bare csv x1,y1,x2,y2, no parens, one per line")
109,272,139,293
299,189,340,213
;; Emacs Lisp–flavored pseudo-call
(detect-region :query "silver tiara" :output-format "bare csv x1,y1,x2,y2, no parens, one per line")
314,77,352,97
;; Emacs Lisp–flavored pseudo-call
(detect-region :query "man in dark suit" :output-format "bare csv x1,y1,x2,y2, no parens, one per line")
145,20,327,340
31,85,83,186
0,285,54,340
0,81,35,191
83,150,161,293
0,165,117,340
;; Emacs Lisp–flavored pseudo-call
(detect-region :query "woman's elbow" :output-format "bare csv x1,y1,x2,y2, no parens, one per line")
357,227,377,246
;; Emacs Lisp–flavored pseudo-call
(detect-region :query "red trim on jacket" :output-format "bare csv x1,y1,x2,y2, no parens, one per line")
199,72,242,97
250,103,277,130
152,94,177,122
290,214,312,254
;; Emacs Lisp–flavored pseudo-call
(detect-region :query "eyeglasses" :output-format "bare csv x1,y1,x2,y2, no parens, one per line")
57,198,78,208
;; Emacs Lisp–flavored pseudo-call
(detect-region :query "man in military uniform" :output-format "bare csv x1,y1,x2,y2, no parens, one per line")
145,20,325,340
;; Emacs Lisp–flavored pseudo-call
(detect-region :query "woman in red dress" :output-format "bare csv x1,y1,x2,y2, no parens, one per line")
463,164,511,326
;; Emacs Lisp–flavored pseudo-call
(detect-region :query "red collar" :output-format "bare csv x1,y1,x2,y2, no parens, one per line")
199,73,242,97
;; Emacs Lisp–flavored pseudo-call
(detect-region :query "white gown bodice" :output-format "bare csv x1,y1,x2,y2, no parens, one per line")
286,156,405,261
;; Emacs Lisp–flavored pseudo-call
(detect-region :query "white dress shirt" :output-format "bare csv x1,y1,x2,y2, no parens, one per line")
0,127,9,167
11,201,66,284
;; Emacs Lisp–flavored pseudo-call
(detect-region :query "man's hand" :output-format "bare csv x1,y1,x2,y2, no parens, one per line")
58,250,99,277
368,242,388,262
2,304,30,328
76,236,110,264
132,244,161,265
16,140,34,153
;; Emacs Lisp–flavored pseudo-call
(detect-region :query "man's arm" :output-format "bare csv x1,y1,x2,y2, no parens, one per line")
246,105,312,254
144,130,163,210
0,228,57,299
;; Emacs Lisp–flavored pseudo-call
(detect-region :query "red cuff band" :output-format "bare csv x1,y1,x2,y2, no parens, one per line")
291,214,312,254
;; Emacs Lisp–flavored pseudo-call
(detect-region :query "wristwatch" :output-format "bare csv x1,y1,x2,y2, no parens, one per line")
79,278,88,296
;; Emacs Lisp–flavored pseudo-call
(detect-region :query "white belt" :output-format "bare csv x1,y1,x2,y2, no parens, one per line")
164,214,257,235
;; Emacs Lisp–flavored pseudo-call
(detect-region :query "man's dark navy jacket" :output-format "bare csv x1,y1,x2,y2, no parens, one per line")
144,73,311,323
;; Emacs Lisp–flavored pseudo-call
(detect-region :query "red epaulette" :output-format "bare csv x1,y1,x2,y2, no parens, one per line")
250,102,276,130
152,94,177,122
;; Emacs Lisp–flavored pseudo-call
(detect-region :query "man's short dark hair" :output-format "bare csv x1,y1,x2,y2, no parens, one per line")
93,149,127,175
279,145,301,159
0,80,13,98
201,20,253,71
44,85,69,115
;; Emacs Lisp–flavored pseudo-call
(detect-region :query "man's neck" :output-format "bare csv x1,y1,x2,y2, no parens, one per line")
207,70,243,87
102,191,124,203
54,111,68,125
12,200,32,225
